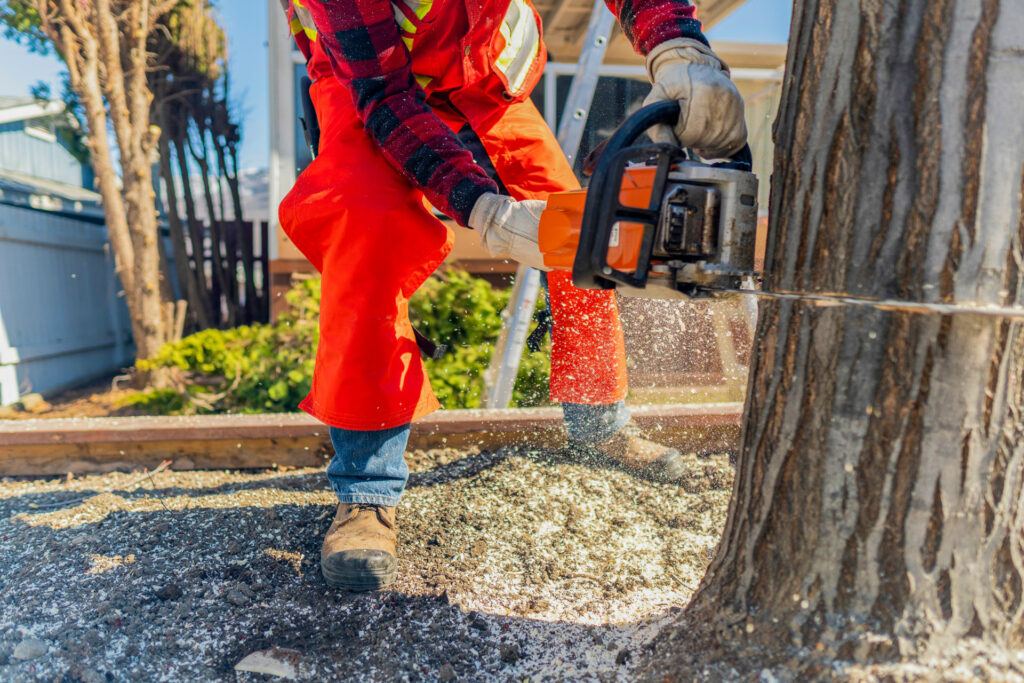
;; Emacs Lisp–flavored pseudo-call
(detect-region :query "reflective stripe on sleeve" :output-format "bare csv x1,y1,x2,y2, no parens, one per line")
495,0,541,95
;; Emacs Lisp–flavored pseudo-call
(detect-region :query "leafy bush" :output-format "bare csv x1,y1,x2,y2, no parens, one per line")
410,270,550,409
132,270,550,414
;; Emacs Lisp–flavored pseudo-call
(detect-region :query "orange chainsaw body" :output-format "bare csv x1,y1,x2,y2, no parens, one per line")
539,166,657,273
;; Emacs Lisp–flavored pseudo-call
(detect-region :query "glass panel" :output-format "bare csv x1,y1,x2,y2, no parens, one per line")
293,63,314,174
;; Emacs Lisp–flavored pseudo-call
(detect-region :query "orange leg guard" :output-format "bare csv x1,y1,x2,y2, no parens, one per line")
278,78,453,429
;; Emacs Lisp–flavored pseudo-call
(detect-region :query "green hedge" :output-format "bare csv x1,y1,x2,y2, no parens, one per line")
127,270,550,414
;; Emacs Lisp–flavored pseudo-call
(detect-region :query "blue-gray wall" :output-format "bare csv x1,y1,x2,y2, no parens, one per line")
0,203,133,405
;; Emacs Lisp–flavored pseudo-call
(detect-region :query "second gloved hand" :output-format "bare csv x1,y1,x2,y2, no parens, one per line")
468,193,549,271
644,38,747,159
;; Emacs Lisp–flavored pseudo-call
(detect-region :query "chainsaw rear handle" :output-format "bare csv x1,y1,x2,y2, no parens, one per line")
572,101,752,291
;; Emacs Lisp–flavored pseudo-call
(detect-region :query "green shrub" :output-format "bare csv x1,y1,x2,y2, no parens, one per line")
410,270,550,409
131,270,550,414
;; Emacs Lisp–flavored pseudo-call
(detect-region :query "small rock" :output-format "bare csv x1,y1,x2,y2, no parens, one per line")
226,589,251,607
468,612,488,631
70,534,100,547
63,665,104,683
499,643,520,664
17,393,51,413
13,637,47,660
438,663,456,682
78,668,105,683
156,583,183,601
235,647,300,679
605,641,618,652
615,648,631,665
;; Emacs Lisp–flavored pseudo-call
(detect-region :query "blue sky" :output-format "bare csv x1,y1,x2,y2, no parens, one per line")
0,0,789,170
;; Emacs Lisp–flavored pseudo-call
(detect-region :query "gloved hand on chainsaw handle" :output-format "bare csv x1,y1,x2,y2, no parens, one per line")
644,38,748,160
468,192,549,271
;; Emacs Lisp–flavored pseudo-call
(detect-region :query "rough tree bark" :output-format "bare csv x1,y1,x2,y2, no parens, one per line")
644,0,1024,675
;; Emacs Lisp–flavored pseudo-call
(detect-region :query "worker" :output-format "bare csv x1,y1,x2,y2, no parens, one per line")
277,0,747,591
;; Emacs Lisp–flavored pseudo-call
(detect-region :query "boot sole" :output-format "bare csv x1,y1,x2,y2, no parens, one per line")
321,549,397,592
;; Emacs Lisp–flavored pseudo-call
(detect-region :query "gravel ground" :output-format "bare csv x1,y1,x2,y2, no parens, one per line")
0,446,733,681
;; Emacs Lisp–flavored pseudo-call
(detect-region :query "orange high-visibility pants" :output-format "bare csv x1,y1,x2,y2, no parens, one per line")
279,76,627,430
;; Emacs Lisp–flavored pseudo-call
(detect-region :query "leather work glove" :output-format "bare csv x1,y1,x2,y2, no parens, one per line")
643,38,747,160
468,193,550,271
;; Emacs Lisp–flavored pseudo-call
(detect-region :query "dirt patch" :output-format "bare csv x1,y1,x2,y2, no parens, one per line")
0,446,733,681
0,379,147,421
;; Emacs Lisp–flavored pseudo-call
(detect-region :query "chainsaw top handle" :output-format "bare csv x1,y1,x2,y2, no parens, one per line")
572,101,752,291
594,100,752,174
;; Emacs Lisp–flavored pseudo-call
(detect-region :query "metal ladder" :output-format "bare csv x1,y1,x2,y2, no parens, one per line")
483,0,616,408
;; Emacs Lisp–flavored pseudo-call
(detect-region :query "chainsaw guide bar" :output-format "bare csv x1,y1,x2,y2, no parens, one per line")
699,285,1024,322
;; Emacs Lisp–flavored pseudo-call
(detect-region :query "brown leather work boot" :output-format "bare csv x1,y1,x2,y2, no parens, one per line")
320,504,398,591
577,421,688,483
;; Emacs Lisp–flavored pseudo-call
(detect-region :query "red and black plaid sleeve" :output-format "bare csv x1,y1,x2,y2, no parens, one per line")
297,0,497,226
608,0,707,55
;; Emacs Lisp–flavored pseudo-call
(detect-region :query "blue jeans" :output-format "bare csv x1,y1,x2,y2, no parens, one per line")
327,401,630,506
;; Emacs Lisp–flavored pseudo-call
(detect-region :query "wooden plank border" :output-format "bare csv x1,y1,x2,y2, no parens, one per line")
0,404,742,476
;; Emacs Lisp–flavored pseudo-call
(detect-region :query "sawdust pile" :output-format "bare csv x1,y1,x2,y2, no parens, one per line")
0,446,732,681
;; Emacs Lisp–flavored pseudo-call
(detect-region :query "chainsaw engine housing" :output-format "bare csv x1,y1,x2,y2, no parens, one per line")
538,101,759,299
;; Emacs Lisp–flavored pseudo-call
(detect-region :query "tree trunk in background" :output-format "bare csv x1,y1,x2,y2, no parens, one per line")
36,0,180,380
173,135,216,326
188,123,234,326
158,124,211,329
92,0,169,363
224,139,257,322
646,0,1024,673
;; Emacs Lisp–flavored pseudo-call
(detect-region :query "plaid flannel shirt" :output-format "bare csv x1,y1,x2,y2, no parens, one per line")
289,0,706,226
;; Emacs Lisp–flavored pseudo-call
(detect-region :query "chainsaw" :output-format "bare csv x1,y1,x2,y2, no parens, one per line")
537,100,1024,322
539,100,760,300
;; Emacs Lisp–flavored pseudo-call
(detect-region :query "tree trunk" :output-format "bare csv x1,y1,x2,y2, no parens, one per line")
173,134,217,326
158,115,212,329
224,140,258,323
44,6,167,366
212,130,245,322
188,120,234,326
91,0,169,362
644,0,1024,674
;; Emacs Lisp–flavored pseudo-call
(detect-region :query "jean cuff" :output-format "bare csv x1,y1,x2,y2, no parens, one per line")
562,401,631,445
330,491,402,507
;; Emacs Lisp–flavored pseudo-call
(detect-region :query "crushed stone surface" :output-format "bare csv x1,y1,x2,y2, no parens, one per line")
0,446,733,681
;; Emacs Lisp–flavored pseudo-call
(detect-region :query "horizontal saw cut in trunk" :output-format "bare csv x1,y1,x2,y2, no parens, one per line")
641,0,1024,675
